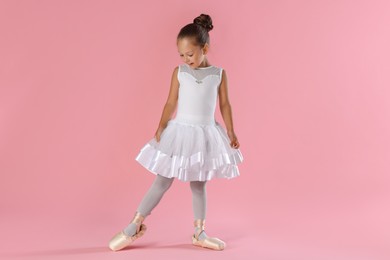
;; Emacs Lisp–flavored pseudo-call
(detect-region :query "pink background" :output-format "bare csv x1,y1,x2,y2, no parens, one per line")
1,1,389,259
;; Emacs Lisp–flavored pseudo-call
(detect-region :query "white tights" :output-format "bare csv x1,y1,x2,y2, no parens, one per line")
123,174,208,239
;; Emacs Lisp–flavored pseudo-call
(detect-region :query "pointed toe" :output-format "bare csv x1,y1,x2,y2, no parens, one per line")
108,224,147,251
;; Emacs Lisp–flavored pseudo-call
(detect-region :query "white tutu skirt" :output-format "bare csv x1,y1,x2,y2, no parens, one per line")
135,118,244,182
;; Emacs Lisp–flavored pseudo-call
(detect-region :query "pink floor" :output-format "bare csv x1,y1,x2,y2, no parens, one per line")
1,182,389,260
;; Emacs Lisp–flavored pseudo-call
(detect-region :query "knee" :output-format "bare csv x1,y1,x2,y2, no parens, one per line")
190,181,207,194
154,174,174,192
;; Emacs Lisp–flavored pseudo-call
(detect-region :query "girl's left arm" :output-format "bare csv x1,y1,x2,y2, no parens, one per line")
218,69,240,149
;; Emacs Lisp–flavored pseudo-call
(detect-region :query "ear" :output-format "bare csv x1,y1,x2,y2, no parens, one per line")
202,43,209,55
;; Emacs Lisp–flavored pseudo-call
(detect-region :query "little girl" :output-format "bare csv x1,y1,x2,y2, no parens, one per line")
109,13,243,251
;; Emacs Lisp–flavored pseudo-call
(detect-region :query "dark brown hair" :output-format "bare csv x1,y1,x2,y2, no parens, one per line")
177,14,213,48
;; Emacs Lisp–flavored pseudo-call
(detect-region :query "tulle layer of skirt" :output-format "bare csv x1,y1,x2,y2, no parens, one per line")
135,118,243,182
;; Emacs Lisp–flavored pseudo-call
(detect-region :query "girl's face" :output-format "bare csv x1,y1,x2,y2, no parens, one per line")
177,37,209,68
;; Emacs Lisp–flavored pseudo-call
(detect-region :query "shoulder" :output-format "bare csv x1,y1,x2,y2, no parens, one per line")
221,67,226,76
217,66,227,81
172,65,181,81
212,65,225,75
215,65,224,72
172,65,181,75
175,64,185,74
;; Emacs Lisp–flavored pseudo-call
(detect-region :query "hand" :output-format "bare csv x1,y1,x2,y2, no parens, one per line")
154,126,166,143
227,130,240,149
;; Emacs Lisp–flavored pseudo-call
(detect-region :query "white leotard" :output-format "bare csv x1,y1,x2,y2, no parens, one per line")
174,64,223,125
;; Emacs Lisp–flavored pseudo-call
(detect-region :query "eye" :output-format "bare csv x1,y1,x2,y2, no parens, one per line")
179,54,193,57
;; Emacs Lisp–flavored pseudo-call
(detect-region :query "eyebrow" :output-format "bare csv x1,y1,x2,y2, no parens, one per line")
178,51,193,54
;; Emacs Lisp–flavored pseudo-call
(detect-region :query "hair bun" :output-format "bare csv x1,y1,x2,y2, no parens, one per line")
193,14,213,32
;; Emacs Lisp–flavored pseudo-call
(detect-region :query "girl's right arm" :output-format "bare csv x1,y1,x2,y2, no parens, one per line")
154,66,180,142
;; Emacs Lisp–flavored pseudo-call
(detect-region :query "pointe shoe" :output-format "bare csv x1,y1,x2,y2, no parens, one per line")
108,212,147,251
191,219,226,250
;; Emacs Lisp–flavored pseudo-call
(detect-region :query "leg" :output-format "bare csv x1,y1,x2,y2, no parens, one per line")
123,174,174,236
190,181,208,239
190,180,226,250
137,174,174,217
190,180,207,220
